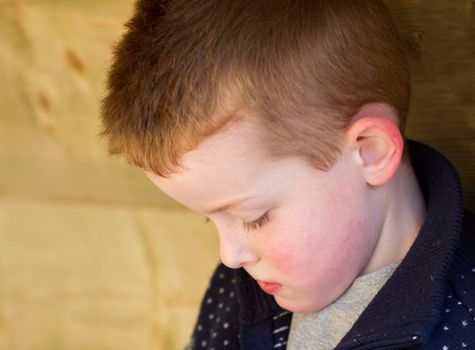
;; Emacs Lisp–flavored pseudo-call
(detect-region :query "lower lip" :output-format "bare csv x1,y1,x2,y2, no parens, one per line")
257,280,282,295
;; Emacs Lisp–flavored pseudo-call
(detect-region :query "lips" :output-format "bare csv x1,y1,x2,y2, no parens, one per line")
256,280,282,295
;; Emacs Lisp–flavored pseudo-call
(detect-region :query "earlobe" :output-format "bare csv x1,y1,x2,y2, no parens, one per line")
347,104,404,187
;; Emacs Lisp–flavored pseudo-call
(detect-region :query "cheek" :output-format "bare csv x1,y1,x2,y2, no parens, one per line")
262,224,326,278
264,239,302,276
332,218,369,264
258,175,369,279
262,199,369,282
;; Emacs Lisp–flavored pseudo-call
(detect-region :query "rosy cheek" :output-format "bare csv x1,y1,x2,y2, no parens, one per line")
265,242,299,276
263,228,324,279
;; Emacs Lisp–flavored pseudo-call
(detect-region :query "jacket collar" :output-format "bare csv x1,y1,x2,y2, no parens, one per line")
235,140,465,347
338,139,465,348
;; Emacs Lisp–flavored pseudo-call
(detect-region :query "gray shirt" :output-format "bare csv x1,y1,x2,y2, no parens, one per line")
287,262,400,350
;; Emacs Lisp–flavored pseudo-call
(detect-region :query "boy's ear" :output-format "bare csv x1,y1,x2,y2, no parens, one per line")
345,103,404,187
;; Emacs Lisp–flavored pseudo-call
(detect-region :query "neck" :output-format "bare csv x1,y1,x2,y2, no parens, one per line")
363,161,427,274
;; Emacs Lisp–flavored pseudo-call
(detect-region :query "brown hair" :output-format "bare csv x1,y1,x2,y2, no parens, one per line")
100,0,410,177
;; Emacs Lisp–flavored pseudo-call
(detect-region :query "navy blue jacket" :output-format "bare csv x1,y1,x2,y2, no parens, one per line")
189,140,475,350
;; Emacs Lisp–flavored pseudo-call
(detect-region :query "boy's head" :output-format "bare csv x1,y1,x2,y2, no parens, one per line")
144,104,408,313
101,0,417,313
101,0,410,177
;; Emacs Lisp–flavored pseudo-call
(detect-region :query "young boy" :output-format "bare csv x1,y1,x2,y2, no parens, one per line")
100,0,475,349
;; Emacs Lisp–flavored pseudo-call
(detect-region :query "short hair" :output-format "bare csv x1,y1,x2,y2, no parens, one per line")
100,0,410,177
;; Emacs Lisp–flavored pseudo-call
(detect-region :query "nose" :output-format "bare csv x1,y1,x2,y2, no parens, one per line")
218,228,258,269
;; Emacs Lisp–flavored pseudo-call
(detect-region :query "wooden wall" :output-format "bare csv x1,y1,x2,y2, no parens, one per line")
0,1,219,349
0,1,473,349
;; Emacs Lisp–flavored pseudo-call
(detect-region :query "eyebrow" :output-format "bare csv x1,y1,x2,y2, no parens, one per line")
205,196,253,214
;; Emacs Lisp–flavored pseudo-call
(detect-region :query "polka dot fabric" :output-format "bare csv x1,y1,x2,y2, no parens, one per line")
188,264,241,350
429,284,475,350
186,262,292,350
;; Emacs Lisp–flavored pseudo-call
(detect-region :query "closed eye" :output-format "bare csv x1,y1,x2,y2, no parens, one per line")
243,212,270,232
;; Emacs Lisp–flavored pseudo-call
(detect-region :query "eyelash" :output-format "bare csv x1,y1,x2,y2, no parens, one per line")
243,212,270,232
204,212,270,232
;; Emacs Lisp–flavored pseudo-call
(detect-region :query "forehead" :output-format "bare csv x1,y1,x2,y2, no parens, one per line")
147,118,282,209
147,121,273,204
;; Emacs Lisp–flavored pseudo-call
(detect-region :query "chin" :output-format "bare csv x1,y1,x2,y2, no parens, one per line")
274,295,323,314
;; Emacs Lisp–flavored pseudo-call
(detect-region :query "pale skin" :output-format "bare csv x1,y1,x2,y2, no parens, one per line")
146,102,427,313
